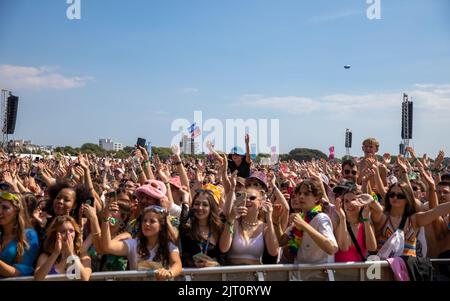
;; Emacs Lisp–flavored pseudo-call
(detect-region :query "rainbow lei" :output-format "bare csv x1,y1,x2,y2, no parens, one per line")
288,204,322,256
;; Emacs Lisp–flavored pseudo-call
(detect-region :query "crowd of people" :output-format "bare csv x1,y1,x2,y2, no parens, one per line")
0,135,449,281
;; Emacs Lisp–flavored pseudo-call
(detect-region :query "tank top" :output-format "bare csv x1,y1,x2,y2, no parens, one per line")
228,222,265,262
378,215,417,257
335,223,367,262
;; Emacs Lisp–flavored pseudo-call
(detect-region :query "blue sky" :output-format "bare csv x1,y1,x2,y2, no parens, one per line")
0,0,449,157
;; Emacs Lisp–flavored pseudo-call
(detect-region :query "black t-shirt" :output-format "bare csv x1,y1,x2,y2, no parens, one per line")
228,158,251,178
180,227,224,267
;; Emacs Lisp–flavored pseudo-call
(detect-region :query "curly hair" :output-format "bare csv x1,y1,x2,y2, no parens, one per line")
136,208,171,267
46,180,92,221
294,179,323,199
43,215,82,260
0,194,30,263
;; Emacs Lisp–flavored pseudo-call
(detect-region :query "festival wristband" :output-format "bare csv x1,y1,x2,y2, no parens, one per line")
360,217,370,222
103,216,117,225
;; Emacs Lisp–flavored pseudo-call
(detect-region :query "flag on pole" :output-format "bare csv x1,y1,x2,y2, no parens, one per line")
188,122,201,138
329,146,335,160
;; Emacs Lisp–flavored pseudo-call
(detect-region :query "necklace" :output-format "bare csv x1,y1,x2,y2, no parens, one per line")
241,220,259,227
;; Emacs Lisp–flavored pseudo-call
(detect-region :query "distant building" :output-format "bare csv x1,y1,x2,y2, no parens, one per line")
99,138,123,151
180,135,199,155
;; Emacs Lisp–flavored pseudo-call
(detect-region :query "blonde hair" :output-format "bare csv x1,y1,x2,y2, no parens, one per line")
362,138,380,149
0,195,30,263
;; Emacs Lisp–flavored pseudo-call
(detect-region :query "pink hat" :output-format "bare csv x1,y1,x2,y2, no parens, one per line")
135,180,167,200
169,176,182,189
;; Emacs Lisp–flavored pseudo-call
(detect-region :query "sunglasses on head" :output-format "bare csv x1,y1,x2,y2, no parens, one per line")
0,183,11,191
387,192,406,200
344,170,357,175
144,205,166,214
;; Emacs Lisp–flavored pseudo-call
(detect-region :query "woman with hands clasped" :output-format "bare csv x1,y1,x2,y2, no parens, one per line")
34,215,92,280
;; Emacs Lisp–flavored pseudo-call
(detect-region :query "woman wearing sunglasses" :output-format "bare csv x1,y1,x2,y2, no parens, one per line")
370,182,450,257
220,186,279,265
0,191,39,277
34,215,92,280
180,189,223,268
101,204,182,280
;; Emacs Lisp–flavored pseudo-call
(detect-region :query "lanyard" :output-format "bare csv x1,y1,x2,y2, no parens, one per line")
199,232,212,255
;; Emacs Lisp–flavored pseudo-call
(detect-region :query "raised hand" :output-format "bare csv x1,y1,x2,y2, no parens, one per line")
335,197,346,220
206,141,215,153
81,203,97,221
244,134,250,145
261,200,273,221
433,150,445,170
418,165,435,187
229,170,238,189
405,146,417,159
382,153,392,166
396,155,408,173
78,154,90,170
158,164,171,183
136,145,150,161
171,144,181,157
267,171,276,188
271,203,283,224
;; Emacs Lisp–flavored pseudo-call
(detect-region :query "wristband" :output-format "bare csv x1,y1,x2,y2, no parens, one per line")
226,220,234,235
360,217,370,222
103,216,117,225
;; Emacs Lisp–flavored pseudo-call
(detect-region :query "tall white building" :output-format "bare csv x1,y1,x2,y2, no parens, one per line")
181,135,199,155
99,138,123,151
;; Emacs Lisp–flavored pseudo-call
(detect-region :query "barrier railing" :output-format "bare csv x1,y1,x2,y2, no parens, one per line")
2,259,449,281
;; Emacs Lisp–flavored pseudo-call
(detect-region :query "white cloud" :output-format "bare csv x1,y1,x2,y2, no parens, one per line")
237,94,319,114
181,87,199,94
236,84,450,120
306,9,363,23
0,64,93,90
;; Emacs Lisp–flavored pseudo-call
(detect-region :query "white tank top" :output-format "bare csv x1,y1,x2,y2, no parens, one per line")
228,222,265,262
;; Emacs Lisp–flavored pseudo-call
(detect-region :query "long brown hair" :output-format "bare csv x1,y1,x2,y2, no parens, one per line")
189,191,223,242
137,207,171,267
384,183,416,217
43,216,82,260
0,194,30,263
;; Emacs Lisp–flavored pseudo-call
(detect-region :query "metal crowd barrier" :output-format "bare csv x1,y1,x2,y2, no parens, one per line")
2,259,449,281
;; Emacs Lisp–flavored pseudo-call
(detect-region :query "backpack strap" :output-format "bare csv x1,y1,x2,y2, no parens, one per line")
398,211,408,231
346,222,366,261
